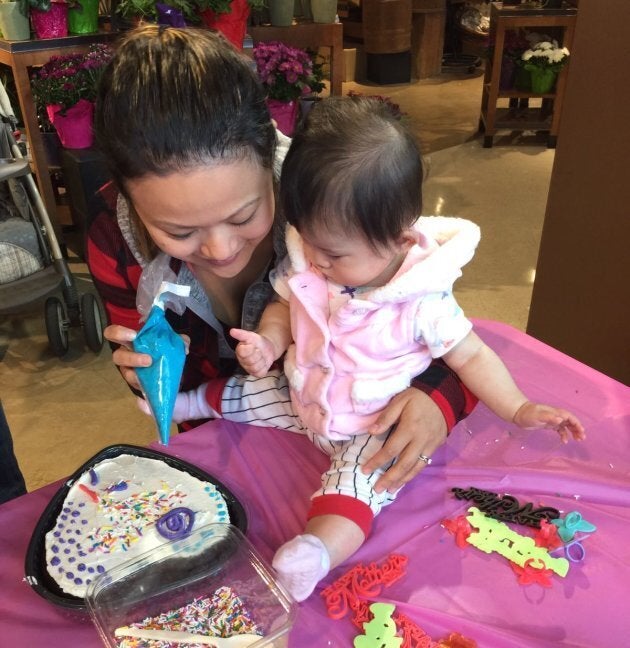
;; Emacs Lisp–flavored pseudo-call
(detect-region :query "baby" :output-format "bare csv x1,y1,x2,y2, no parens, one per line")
144,96,584,602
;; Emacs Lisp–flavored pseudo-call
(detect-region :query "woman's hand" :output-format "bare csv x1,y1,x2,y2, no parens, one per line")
104,324,150,391
361,388,448,494
106,324,190,392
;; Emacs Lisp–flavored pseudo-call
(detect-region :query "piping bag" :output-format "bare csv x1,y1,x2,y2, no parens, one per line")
133,281,190,445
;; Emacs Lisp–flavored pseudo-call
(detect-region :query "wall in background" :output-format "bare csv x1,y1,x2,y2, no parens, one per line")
527,0,630,384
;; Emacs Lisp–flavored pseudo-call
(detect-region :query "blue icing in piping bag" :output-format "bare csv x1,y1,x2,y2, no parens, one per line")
133,281,190,445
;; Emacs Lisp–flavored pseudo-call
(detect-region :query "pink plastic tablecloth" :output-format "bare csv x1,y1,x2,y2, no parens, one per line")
1,320,629,647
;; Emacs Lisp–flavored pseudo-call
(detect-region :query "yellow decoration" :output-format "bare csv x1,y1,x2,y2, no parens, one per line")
465,507,569,577
354,602,402,648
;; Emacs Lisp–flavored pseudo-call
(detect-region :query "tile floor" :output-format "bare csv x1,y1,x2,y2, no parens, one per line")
0,69,556,492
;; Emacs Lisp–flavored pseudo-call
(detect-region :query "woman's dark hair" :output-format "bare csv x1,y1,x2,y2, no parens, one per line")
280,96,423,247
95,25,276,191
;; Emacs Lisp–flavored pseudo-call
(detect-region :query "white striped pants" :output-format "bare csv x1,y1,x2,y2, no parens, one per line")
220,370,398,516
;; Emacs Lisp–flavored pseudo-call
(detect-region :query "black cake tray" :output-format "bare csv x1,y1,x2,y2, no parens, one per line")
24,444,247,611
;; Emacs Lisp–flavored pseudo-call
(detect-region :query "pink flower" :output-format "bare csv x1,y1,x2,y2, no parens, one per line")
252,41,324,102
31,43,114,114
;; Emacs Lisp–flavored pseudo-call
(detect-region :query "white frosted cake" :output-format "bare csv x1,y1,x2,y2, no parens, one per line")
45,454,230,598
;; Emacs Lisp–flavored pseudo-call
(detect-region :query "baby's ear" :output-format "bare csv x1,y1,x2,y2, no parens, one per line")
397,228,422,250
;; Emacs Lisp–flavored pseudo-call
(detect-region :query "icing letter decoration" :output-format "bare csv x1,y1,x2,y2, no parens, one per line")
452,486,560,528
465,507,569,577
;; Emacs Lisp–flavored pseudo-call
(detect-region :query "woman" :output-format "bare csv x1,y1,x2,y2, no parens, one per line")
86,25,476,495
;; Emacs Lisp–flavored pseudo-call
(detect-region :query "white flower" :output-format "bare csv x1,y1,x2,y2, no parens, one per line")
521,41,569,68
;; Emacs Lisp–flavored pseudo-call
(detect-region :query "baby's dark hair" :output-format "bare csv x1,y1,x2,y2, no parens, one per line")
94,25,275,192
280,96,423,247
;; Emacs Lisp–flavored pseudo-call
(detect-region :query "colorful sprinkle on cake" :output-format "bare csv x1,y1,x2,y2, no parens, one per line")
45,454,230,598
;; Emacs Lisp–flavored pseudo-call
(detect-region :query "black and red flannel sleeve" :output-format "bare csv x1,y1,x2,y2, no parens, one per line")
85,183,143,332
410,359,478,433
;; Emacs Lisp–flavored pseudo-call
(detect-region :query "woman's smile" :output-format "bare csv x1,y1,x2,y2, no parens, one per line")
199,250,241,269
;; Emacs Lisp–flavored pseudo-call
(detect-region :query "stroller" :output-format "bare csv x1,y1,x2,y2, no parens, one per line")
0,80,104,357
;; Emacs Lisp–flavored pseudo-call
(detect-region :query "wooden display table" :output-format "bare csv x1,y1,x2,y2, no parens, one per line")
249,21,344,96
0,31,117,243
479,2,577,148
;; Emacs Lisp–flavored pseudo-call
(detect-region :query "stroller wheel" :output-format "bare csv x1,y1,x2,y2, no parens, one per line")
80,292,104,353
45,296,70,357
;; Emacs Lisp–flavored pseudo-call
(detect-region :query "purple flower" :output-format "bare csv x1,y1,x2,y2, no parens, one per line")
31,43,114,114
253,41,325,102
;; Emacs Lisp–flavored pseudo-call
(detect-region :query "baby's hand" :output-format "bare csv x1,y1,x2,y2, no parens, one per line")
230,328,275,377
513,401,586,443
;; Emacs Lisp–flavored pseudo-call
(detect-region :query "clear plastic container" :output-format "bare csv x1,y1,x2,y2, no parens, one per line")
86,524,296,648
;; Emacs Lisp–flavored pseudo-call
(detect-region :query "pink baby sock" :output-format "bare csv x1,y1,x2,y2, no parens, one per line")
272,534,331,602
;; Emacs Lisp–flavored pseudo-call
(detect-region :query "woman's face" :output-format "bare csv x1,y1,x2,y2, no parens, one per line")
126,160,275,279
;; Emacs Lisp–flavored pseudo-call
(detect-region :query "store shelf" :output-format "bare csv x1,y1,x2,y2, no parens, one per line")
479,2,577,148
492,107,552,129
483,84,556,99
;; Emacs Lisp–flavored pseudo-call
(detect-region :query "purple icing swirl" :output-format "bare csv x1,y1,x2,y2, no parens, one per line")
155,507,195,540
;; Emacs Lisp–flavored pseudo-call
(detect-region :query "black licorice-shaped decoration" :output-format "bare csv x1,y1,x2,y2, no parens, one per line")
451,486,560,528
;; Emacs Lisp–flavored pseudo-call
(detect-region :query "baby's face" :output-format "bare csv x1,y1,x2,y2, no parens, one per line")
300,226,406,288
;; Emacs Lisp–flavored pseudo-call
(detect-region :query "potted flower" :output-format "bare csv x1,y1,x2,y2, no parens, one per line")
0,0,30,40
253,40,325,136
25,0,71,39
113,0,198,27
67,0,99,34
30,44,114,149
195,0,266,50
112,0,156,24
518,39,570,94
